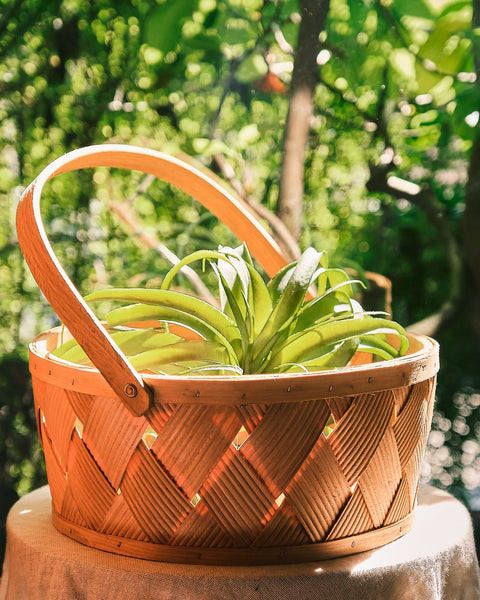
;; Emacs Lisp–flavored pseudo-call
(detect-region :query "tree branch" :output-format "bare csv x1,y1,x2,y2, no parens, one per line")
107,175,218,305
212,152,300,262
367,165,463,335
206,22,301,262
277,0,330,241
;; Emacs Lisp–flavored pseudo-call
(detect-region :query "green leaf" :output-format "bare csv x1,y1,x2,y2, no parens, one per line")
53,329,183,366
176,362,243,376
54,342,90,365
418,5,472,74
268,316,408,368
143,0,198,54
267,261,297,304
236,53,268,84
52,337,81,359
86,287,240,346
293,279,365,333
105,303,240,365
252,248,322,367
192,138,235,157
316,267,358,298
245,263,273,335
215,246,251,318
109,328,182,356
210,262,251,366
160,250,229,291
129,340,229,371
276,338,360,372
216,244,272,336
356,336,402,361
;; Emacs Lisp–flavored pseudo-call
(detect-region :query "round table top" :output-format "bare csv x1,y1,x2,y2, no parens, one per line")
1,485,479,600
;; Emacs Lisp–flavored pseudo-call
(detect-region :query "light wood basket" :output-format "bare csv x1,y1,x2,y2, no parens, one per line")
17,145,439,565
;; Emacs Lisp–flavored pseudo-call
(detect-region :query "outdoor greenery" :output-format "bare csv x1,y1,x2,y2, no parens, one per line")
1,0,480,560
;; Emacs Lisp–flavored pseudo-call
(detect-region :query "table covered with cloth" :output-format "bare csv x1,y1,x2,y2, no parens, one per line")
0,484,479,600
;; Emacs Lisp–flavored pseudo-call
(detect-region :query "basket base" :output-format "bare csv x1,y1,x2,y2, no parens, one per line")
52,508,414,566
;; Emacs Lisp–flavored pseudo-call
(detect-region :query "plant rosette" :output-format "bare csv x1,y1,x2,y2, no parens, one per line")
52,244,409,378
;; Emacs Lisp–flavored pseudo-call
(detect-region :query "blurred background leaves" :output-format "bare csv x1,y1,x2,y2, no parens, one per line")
1,0,480,559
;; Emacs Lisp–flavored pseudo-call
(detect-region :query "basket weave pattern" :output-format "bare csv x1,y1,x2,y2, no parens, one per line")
18,146,439,564
33,367,436,555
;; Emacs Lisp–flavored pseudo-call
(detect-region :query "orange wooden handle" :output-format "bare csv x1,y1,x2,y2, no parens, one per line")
16,145,288,416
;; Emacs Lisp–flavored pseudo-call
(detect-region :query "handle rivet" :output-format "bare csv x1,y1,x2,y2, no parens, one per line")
124,383,138,398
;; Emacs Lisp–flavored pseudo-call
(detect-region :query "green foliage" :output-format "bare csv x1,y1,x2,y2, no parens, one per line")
54,245,408,375
1,0,480,550
0,353,47,563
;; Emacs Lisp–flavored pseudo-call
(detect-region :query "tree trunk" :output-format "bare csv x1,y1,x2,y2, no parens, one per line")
277,0,330,242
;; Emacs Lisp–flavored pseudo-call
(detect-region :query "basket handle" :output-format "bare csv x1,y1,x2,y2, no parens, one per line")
16,144,289,417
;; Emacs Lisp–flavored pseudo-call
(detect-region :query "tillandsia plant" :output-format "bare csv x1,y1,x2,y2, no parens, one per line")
53,245,409,376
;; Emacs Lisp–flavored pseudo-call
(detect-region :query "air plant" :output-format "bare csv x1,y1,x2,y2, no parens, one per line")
53,244,408,375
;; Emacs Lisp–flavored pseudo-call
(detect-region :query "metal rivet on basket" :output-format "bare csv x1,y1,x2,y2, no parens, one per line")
195,391,200,398
351,541,355,548
329,385,333,392
287,385,291,392
124,383,138,398
368,377,372,383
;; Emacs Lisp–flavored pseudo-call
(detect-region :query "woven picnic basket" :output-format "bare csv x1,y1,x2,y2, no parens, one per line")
17,145,439,565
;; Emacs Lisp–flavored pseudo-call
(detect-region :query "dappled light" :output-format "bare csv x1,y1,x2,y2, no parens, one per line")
1,0,480,572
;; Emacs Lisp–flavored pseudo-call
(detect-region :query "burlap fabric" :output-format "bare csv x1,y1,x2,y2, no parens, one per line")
1,485,479,600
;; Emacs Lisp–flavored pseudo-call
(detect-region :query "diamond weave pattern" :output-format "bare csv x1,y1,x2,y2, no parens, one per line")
33,375,436,550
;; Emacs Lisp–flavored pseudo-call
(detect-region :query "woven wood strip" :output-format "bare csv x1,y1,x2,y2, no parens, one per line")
81,395,147,489
285,438,351,542
402,444,425,514
37,374,437,556
145,402,176,434
120,443,192,543
326,397,354,422
151,404,242,498
394,379,431,468
393,386,411,416
170,500,236,548
38,416,68,515
328,390,395,484
200,447,276,546
326,486,374,541
357,425,402,528
252,500,311,548
426,377,436,422
65,389,95,424
240,400,331,498
66,432,117,530
100,494,150,541
34,379,76,467
234,403,269,433
383,474,411,526
59,486,89,528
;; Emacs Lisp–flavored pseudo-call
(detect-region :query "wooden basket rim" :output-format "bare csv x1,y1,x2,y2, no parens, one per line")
30,328,439,405
51,506,415,565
